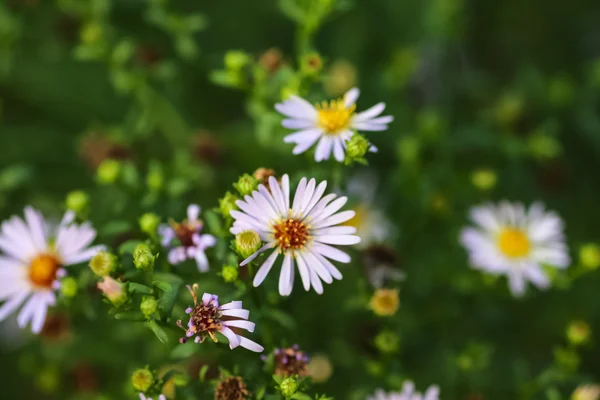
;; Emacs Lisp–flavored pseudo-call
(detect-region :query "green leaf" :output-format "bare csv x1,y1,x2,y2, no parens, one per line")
114,311,146,321
145,320,169,343
291,393,312,400
155,273,184,316
199,365,209,383
128,282,154,295
153,280,172,292
265,309,297,330
0,164,33,192
102,220,132,237
119,239,143,255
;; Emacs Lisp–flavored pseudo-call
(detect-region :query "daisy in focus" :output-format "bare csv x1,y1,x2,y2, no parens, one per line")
176,284,264,353
159,204,216,272
230,174,361,295
0,207,104,333
275,87,393,162
460,201,570,297
367,381,440,400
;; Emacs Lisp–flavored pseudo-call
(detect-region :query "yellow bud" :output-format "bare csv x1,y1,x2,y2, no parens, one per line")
369,288,400,317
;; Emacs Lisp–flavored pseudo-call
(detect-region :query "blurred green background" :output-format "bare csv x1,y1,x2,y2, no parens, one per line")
2,0,600,399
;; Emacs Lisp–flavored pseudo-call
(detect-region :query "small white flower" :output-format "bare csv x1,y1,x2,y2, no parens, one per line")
159,204,216,272
177,285,264,353
139,394,166,400
367,381,440,400
275,87,393,162
460,201,570,297
230,174,361,295
0,207,104,333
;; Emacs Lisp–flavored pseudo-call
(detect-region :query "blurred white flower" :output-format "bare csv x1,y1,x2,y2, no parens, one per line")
177,285,263,353
275,88,392,162
139,394,166,400
159,204,216,272
231,174,360,295
367,381,440,400
0,207,103,333
460,201,570,297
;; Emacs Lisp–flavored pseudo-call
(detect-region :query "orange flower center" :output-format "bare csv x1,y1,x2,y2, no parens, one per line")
29,254,60,288
273,218,310,251
316,99,355,135
497,228,530,258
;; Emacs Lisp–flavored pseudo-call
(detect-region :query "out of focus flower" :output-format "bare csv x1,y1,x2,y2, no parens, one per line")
259,47,283,74
40,313,71,342
96,159,121,184
97,277,127,306
159,204,216,272
214,376,249,400
273,345,310,378
192,131,222,165
139,213,161,237
139,394,166,400
177,285,263,352
231,174,360,295
572,384,600,400
325,59,357,96
308,354,333,383
460,202,570,297
362,245,405,289
0,207,103,333
579,244,600,270
78,134,131,169
275,88,392,162
567,321,591,345
369,289,400,317
374,330,400,354
471,169,497,191
219,192,239,219
89,250,117,277
221,265,239,283
253,168,276,185
59,277,78,298
300,52,323,76
367,381,440,400
132,368,154,392
494,93,523,125
65,190,89,214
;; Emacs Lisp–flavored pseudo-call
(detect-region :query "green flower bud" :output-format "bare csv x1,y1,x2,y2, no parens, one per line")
235,230,262,259
139,213,161,237
221,265,239,283
301,52,323,76
96,159,121,184
81,22,103,45
233,174,258,196
345,133,370,163
567,320,591,346
97,277,127,307
133,243,155,271
579,244,600,270
131,368,154,392
65,190,89,214
140,296,158,318
398,136,421,166
89,251,117,277
218,191,239,219
225,50,250,71
279,376,299,398
471,168,497,191
374,330,400,354
146,165,164,192
60,277,78,298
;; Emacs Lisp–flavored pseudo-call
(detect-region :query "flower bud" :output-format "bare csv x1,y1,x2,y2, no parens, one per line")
567,320,591,346
301,52,323,76
221,265,239,283
65,190,89,214
279,377,299,398
131,368,154,392
471,168,497,191
97,277,127,307
398,136,421,166
140,296,158,318
233,174,258,196
218,191,239,219
60,277,78,298
369,288,400,317
96,159,121,184
345,133,370,163
80,22,103,45
235,230,262,259
89,251,117,277
579,244,600,270
374,330,400,354
225,50,250,71
146,164,164,192
133,243,155,271
139,213,161,237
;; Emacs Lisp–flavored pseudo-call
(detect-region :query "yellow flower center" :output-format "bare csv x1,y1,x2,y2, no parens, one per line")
497,228,530,258
316,99,355,135
273,218,310,251
369,289,400,317
29,254,61,288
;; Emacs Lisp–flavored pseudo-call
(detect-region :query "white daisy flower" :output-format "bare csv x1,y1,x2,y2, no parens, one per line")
275,87,393,162
367,381,440,400
159,204,216,272
460,201,570,297
230,174,361,296
0,207,104,333
177,284,264,353
139,394,166,400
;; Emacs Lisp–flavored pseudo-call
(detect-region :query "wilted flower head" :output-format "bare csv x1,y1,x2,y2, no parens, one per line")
460,201,570,297
370,289,400,317
230,174,361,295
272,344,310,378
214,375,249,400
159,204,216,272
367,381,440,400
275,88,392,162
89,250,117,277
97,277,127,306
0,207,104,333
176,284,263,352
